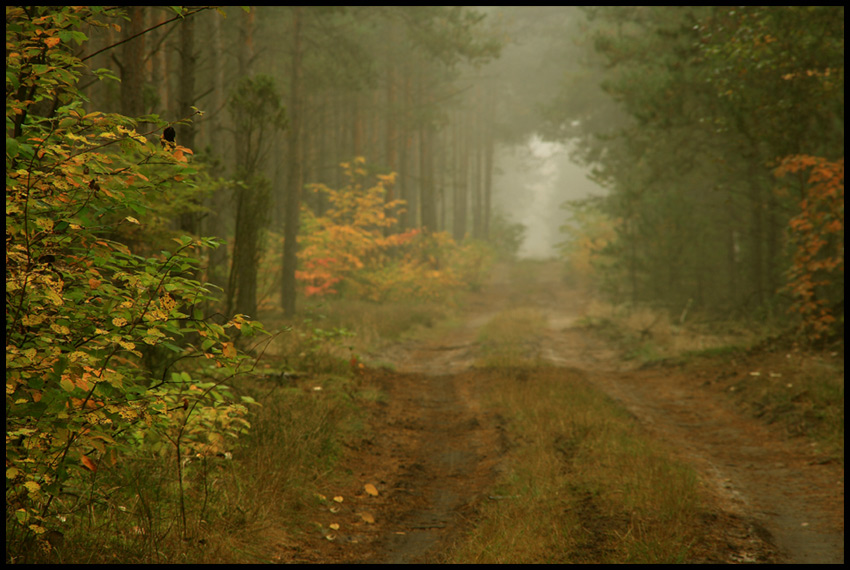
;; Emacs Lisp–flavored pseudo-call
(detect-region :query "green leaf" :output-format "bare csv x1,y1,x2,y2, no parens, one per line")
59,376,76,392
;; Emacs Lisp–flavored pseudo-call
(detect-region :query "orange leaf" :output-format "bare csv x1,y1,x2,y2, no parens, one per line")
81,455,97,472
221,342,237,359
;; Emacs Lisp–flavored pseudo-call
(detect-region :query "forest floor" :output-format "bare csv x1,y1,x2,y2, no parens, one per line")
275,261,843,564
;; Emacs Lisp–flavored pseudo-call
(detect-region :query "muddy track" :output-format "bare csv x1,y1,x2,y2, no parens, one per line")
302,262,843,563
350,370,502,563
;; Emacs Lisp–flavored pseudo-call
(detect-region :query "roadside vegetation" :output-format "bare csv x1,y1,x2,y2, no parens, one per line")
571,298,844,464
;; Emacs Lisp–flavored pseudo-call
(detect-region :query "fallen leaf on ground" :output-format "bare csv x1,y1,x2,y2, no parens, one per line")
364,483,379,496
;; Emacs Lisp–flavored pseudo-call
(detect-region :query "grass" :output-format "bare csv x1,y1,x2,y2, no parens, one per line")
444,366,708,563
475,307,546,368
442,308,713,563
26,259,839,563
299,297,451,343
578,299,765,365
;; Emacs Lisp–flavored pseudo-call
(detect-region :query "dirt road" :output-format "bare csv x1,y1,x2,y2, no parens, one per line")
300,262,844,563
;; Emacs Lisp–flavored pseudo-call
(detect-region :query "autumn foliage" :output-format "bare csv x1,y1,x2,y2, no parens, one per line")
297,157,492,302
775,156,844,340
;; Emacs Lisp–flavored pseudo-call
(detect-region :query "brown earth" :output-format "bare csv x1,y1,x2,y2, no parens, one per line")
280,262,844,563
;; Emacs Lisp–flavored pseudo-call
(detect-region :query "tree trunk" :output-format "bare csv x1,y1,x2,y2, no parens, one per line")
748,171,765,307
226,7,259,318
453,114,468,241
177,15,199,236
281,7,304,316
204,12,229,294
482,124,494,240
418,125,437,232
120,7,145,118
230,179,268,318
472,107,483,240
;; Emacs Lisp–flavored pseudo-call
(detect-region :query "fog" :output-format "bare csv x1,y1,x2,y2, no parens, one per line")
493,137,606,259
478,5,610,259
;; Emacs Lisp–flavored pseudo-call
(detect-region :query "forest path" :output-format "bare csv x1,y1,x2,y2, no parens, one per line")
298,261,843,563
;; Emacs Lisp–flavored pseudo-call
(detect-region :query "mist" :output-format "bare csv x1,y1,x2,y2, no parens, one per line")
493,136,606,259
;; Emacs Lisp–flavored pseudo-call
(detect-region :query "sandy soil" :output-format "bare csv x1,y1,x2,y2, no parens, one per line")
287,262,844,563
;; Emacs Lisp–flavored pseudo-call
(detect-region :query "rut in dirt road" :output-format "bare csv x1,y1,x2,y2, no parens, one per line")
351,371,503,563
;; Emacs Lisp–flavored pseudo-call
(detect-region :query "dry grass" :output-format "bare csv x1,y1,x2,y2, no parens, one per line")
476,307,547,368
580,299,762,362
443,310,711,563
446,366,708,563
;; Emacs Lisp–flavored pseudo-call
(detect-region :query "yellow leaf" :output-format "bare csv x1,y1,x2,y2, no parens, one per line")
333,496,344,503
50,323,70,335
359,511,375,524
364,483,379,497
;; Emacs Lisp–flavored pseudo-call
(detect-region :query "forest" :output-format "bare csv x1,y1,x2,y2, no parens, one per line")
5,5,844,563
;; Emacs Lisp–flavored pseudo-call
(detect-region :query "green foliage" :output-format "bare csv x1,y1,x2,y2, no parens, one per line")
549,7,844,328
558,198,617,288
403,6,503,69
228,74,286,177
6,6,267,559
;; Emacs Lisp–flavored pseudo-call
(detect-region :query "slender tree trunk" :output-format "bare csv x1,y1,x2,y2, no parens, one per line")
483,125,494,240
120,7,145,118
226,7,260,318
383,50,398,235
281,7,304,316
397,68,414,230
178,15,199,236
205,13,229,293
471,107,483,240
748,170,765,307
451,117,462,240
419,125,437,232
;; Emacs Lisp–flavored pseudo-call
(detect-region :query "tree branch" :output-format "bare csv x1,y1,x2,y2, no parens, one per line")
80,6,213,64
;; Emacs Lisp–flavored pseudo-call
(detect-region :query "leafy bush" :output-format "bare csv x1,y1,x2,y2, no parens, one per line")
297,157,493,303
774,156,844,342
6,7,266,559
